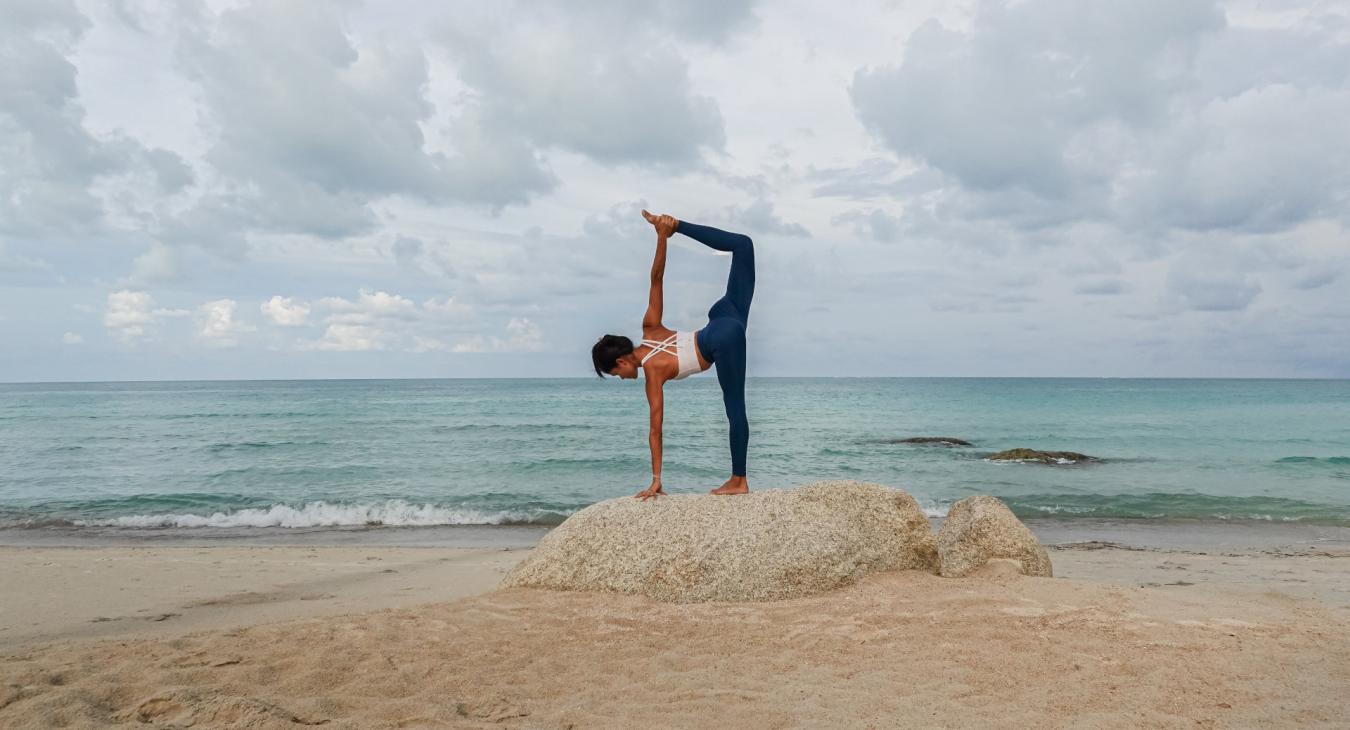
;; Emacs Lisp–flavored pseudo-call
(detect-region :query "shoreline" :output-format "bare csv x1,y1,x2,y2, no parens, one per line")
4,516,1348,553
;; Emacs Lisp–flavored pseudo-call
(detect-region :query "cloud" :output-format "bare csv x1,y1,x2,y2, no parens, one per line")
90,0,750,265
0,0,193,248
0,1,105,236
1073,279,1128,296
300,290,416,351
0,0,187,241
128,242,181,284
171,1,451,241
724,200,810,237
127,0,552,264
297,289,476,352
438,1,736,170
852,1,1224,198
410,335,460,353
62,332,83,344
260,296,311,326
451,317,544,353
139,146,194,194
1118,84,1350,234
1166,268,1262,311
409,104,555,210
391,236,423,266
832,208,902,243
318,290,419,323
807,158,935,200
848,0,1350,238
582,200,653,242
102,290,188,342
195,298,253,347
421,295,473,319
302,323,386,352
1293,268,1340,290
626,0,758,45
0,242,50,273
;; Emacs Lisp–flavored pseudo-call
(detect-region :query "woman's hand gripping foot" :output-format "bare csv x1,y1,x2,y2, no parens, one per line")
641,209,679,237
711,476,749,495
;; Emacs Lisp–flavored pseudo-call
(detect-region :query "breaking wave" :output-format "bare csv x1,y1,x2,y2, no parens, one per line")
65,500,575,528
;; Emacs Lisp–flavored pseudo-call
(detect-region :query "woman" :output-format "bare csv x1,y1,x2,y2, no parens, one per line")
591,210,755,500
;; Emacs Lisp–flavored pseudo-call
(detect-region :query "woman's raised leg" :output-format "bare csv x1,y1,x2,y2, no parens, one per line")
676,221,755,325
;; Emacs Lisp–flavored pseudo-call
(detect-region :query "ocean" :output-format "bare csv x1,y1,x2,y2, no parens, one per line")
2,378,1348,540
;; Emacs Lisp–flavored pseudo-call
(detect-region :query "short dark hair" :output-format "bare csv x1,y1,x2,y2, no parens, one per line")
592,334,634,377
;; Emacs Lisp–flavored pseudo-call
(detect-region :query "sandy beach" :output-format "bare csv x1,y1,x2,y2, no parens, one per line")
2,537,1348,728
0,546,529,651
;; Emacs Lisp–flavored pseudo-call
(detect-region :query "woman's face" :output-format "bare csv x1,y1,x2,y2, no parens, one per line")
610,355,639,380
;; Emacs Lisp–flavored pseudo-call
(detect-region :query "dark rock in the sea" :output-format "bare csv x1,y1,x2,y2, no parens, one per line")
987,448,1099,464
888,437,973,447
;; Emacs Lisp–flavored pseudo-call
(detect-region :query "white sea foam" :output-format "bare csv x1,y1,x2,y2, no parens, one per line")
915,498,948,518
983,457,1080,465
74,500,565,528
1024,504,1103,515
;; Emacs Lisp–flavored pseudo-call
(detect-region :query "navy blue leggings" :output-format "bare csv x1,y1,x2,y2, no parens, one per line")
681,221,755,477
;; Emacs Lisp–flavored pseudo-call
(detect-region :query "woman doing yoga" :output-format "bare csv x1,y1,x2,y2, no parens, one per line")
591,210,755,500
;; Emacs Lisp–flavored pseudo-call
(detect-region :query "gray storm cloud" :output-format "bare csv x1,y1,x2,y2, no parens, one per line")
849,0,1350,238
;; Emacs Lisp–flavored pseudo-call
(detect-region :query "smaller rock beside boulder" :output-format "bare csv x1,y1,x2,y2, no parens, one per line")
889,437,973,447
937,496,1052,578
987,448,1099,464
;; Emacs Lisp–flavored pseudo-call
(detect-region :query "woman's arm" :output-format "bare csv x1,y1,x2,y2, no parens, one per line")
642,230,667,329
635,375,665,500
645,375,664,472
639,210,678,330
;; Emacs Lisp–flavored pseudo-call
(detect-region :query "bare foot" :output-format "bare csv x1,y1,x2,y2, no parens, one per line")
641,209,678,237
710,476,749,495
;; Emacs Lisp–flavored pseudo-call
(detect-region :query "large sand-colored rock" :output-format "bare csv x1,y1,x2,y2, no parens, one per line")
502,480,939,602
937,495,1052,577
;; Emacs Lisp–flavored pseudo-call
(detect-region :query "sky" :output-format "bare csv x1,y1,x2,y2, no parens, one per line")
2,0,1348,381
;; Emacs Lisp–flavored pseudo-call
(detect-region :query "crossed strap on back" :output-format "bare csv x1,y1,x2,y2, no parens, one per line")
639,334,678,365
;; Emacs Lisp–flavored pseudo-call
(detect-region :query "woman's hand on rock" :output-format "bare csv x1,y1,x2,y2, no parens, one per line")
634,478,665,501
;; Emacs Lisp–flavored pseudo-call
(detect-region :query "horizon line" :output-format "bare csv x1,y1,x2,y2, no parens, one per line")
3,375,1348,386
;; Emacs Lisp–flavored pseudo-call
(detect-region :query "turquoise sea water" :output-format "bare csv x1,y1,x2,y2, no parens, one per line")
1,378,1348,530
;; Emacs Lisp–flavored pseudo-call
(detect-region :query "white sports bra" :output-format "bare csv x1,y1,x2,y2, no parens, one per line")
639,331,702,380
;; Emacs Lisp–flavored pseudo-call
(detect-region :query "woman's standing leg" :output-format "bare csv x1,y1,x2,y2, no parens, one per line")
712,322,749,479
